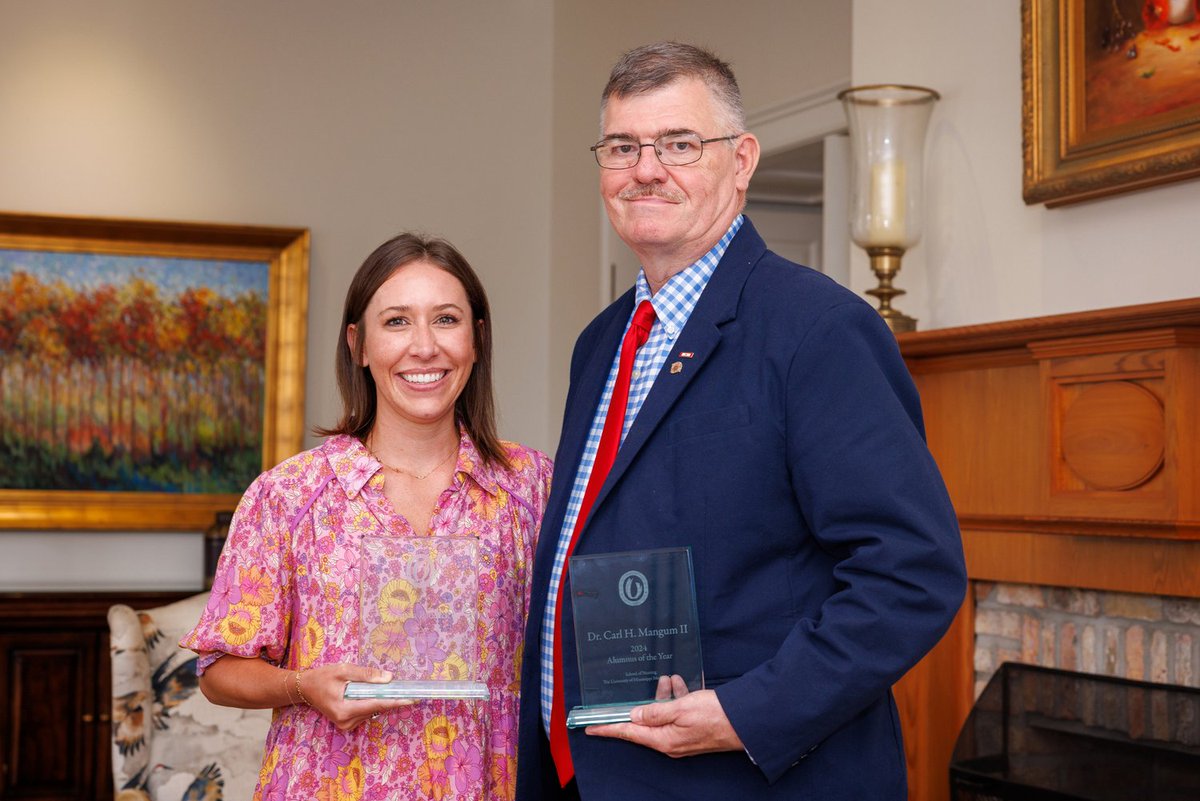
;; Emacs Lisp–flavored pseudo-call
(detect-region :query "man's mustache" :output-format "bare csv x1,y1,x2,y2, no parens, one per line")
618,185,685,202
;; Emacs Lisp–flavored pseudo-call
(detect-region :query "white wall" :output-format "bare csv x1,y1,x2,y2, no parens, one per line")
0,1,553,590
850,0,1200,328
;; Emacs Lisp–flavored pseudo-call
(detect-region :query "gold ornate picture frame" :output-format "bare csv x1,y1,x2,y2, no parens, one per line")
0,212,308,530
1022,0,1200,206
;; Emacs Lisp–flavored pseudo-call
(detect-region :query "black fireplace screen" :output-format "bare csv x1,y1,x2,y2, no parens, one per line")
950,662,1200,801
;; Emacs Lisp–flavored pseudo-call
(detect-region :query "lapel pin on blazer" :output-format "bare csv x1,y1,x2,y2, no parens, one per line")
670,361,683,374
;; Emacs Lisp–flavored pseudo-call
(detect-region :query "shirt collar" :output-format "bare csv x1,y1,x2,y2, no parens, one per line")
635,214,743,330
453,427,505,498
327,427,503,500
327,435,381,499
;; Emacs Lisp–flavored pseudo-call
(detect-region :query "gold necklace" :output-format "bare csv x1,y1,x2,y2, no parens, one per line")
368,442,457,480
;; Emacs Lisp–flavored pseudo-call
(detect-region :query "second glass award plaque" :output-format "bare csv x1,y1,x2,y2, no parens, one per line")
566,546,703,727
345,536,490,701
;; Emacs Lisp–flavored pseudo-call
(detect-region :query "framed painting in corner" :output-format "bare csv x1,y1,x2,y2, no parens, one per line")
1023,0,1200,206
0,212,309,530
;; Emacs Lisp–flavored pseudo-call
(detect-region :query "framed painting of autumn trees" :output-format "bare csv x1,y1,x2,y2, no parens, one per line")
0,212,308,530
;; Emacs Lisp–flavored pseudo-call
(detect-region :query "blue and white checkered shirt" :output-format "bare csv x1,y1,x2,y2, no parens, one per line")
540,215,743,731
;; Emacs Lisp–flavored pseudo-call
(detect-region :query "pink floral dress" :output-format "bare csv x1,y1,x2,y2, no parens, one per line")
181,432,551,801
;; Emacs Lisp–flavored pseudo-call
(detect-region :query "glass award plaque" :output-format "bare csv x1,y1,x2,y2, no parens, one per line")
345,535,489,701
565,546,702,727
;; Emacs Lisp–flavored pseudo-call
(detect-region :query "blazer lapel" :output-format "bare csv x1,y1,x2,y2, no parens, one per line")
585,219,768,521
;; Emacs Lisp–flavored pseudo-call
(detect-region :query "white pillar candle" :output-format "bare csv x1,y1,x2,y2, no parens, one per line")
867,159,907,246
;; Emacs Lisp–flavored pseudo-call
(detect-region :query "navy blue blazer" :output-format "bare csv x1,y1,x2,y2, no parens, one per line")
517,219,966,800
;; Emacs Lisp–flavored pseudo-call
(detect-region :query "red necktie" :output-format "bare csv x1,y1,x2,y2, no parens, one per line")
549,299,657,786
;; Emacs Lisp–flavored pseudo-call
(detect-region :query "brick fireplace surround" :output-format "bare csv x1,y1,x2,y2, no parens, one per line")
974,583,1198,695
888,298,1200,801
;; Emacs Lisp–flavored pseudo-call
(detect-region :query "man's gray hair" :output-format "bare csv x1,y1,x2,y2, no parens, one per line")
600,41,745,136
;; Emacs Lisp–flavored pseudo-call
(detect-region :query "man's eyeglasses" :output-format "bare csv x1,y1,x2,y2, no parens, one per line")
590,131,740,169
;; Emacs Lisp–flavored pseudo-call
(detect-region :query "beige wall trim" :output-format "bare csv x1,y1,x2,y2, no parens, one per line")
746,80,851,157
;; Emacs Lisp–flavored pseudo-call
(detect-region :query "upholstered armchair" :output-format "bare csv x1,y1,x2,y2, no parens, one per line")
108,592,272,801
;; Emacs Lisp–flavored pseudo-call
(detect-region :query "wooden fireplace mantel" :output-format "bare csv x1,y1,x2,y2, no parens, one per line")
889,297,1200,801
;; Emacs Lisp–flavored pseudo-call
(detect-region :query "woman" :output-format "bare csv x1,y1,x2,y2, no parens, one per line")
182,233,552,800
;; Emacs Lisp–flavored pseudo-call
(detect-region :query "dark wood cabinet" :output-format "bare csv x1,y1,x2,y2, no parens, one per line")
0,592,190,801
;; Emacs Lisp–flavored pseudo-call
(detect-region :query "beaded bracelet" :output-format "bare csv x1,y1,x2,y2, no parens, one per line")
294,669,311,706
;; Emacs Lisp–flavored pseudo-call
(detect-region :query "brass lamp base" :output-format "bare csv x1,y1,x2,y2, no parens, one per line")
865,246,917,334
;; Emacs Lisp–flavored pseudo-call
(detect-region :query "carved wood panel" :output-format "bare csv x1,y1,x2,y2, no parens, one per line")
892,298,1200,801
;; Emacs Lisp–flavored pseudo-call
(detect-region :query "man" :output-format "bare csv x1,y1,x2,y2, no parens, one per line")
518,42,966,800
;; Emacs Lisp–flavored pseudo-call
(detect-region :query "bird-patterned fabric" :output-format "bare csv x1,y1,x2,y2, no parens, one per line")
109,593,272,801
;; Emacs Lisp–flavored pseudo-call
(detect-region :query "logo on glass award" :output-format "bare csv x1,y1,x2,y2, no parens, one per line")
618,570,649,606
